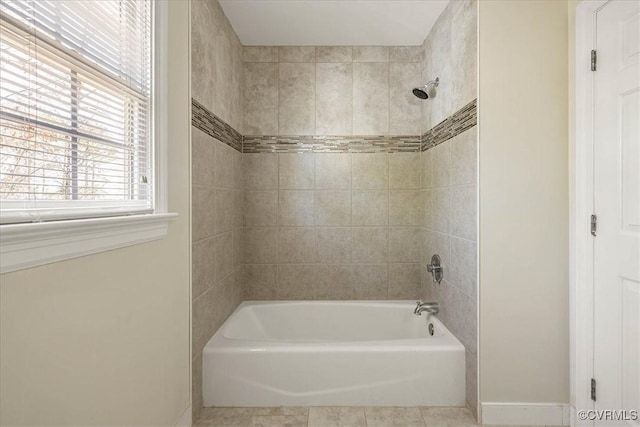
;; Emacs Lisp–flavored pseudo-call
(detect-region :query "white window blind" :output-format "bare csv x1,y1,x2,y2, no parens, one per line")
0,0,153,224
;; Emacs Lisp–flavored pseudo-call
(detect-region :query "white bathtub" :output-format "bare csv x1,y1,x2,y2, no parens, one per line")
202,301,465,407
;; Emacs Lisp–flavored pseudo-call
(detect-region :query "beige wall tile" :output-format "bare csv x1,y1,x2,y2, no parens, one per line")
279,153,315,189
421,149,433,189
450,236,477,298
353,63,389,135
389,227,421,263
279,63,316,135
450,127,477,186
278,227,317,263
315,63,353,135
277,265,316,299
466,351,478,416
353,46,389,63
352,227,388,263
353,264,388,299
389,190,423,226
214,142,237,189
352,190,388,226
422,189,432,228
192,285,224,357
191,0,216,112
192,237,215,300
317,227,352,263
233,228,242,270
192,127,215,187
315,153,351,189
243,153,278,189
315,265,355,299
420,228,431,266
244,190,278,227
389,263,422,299
193,185,216,241
214,231,234,282
431,187,450,234
316,46,353,62
243,63,278,135
315,190,351,226
450,184,477,240
389,153,421,189
389,62,422,135
233,190,244,229
242,264,277,300
214,23,236,129
389,46,424,62
352,153,388,189
243,46,278,62
279,46,315,62
451,0,478,109
432,142,451,188
214,188,235,234
278,190,315,226
192,354,202,421
242,227,278,263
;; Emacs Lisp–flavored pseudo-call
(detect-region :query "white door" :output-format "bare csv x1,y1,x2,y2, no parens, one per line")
593,1,640,425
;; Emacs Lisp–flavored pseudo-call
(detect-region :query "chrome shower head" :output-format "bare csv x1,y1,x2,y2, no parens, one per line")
412,77,439,100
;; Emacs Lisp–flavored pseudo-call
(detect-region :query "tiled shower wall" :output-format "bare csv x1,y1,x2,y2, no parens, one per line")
241,46,427,301
242,46,424,136
242,152,423,300
419,0,478,415
191,0,244,419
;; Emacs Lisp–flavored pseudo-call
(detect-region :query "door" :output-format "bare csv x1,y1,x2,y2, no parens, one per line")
593,0,640,425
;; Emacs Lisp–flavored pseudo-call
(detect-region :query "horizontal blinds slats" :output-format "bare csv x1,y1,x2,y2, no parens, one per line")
0,0,152,224
1,1,151,93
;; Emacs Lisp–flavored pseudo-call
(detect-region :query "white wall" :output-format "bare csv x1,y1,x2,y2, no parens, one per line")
479,0,570,405
0,1,192,425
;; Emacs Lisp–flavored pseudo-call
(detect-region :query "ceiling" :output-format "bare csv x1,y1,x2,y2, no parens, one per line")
218,1,449,46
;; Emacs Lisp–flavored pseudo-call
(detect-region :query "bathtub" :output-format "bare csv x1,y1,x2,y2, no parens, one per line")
202,301,465,407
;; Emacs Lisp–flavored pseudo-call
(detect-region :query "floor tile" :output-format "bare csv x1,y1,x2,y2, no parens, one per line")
251,415,308,427
420,407,478,426
308,407,367,427
195,407,254,427
365,407,426,427
252,407,309,416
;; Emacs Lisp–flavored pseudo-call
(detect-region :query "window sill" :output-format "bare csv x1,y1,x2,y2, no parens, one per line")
0,213,178,274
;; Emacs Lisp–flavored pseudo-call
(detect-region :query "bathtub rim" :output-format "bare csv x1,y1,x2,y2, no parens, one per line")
204,300,465,353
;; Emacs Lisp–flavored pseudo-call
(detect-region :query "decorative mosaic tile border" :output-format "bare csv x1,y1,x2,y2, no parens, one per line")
242,135,421,154
421,98,477,151
191,96,476,154
191,98,242,152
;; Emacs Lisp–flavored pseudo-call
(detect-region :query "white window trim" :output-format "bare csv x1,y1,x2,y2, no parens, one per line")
0,1,176,274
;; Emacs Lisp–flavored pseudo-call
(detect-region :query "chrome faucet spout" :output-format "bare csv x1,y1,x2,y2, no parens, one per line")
413,300,439,316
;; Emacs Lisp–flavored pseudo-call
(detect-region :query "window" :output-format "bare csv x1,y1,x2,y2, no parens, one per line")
0,1,175,273
0,0,153,224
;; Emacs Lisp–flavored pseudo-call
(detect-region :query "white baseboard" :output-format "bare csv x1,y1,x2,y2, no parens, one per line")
481,402,570,426
175,405,192,427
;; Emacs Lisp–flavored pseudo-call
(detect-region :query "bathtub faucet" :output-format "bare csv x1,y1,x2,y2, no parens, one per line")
413,301,439,316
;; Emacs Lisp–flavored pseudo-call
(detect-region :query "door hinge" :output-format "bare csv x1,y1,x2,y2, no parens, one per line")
591,49,597,71
591,378,597,401
591,214,597,236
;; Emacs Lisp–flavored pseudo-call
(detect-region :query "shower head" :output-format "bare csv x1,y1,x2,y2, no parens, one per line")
412,77,439,100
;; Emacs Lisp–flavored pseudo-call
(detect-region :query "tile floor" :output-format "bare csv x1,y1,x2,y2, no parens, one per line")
194,406,556,427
